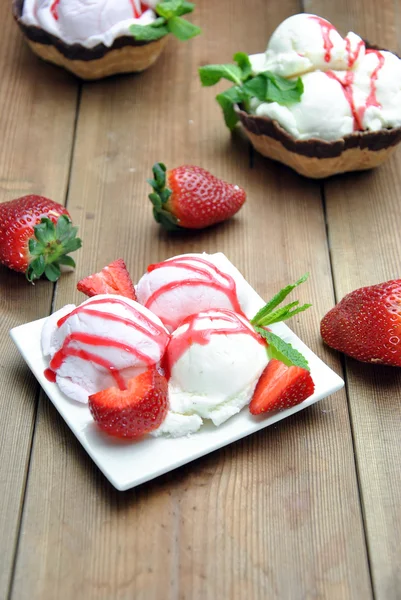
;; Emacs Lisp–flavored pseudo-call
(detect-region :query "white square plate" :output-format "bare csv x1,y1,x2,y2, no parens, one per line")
10,256,344,491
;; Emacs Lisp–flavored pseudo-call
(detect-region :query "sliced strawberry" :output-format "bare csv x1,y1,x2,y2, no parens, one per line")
249,359,315,415
88,366,168,439
77,258,137,300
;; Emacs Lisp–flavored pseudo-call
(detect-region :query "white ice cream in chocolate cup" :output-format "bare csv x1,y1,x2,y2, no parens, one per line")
13,0,169,79
238,13,401,178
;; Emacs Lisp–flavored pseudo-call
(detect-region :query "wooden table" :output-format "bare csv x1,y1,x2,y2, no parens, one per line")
1,1,400,598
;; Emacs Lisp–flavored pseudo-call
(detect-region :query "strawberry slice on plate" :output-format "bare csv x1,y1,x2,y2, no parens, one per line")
88,366,168,439
77,258,137,300
249,359,315,415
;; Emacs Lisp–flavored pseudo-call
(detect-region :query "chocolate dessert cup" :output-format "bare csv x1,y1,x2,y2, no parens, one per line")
13,0,169,80
236,44,401,179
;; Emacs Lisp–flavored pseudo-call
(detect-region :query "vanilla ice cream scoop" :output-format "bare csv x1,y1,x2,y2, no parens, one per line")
349,50,401,131
152,309,268,437
254,70,355,141
250,13,365,78
42,294,169,403
21,0,157,48
136,253,249,332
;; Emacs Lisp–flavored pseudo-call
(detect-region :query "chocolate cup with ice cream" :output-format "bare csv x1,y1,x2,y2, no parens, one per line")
12,0,169,80
237,44,401,179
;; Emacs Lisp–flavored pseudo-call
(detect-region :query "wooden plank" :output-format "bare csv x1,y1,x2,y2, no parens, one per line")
0,6,79,599
304,1,401,598
11,2,372,599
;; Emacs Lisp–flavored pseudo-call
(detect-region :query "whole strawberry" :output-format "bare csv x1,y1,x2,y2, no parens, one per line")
148,162,246,230
0,195,81,282
321,279,401,367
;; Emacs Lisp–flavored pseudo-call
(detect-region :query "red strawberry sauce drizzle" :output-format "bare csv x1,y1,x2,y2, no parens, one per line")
326,50,385,131
145,256,245,327
309,15,364,68
45,297,168,390
162,310,266,380
50,0,60,20
44,368,57,383
346,37,365,68
309,16,336,62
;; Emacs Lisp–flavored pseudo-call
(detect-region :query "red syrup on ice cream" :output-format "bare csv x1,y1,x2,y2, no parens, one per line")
44,368,57,383
145,256,245,328
309,16,336,62
162,309,266,380
326,50,385,131
345,38,365,68
50,0,60,20
46,297,168,391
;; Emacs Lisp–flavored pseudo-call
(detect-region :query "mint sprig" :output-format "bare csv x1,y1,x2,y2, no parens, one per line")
199,52,304,129
130,0,200,42
251,274,311,327
251,274,311,370
256,328,310,371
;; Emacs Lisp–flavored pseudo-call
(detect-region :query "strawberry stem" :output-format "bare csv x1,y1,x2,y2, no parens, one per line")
148,162,181,231
26,215,82,283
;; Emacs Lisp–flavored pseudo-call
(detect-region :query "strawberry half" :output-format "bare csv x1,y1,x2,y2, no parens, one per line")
77,258,137,300
148,162,246,230
249,359,315,415
321,279,401,367
0,195,81,282
88,366,168,439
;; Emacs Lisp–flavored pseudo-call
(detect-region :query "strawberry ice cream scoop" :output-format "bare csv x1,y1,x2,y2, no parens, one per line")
135,253,249,332
153,309,269,436
41,294,169,403
21,0,158,48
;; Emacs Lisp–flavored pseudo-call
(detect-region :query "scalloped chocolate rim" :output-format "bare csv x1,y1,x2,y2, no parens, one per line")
237,42,401,159
13,0,153,62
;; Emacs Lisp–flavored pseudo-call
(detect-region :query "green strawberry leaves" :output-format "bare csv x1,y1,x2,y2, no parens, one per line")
252,274,311,371
148,162,181,231
130,0,200,42
199,52,304,129
26,215,82,283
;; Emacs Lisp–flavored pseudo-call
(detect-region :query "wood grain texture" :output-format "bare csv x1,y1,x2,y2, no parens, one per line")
0,5,79,599
305,1,401,598
10,1,373,599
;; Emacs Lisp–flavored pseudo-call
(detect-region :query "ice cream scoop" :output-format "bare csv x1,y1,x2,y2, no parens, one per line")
349,50,401,131
42,294,169,403
253,70,355,141
152,309,269,436
21,0,157,48
250,13,365,78
136,253,250,332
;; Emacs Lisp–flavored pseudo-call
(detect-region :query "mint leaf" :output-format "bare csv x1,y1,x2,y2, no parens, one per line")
216,86,243,129
130,23,169,41
167,16,200,40
156,0,194,18
251,274,309,326
199,64,243,87
243,75,267,101
263,72,304,105
233,52,252,79
256,328,310,371
216,94,239,130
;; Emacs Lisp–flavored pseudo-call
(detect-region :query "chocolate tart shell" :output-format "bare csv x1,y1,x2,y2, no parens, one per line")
12,0,169,80
237,44,401,178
